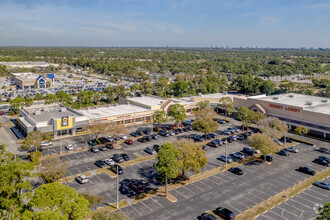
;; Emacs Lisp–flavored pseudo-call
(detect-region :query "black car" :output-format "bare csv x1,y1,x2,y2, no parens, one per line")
138,137,147,143
185,125,192,131
153,144,160,152
202,134,213,140
198,213,218,220
194,135,204,142
228,167,243,175
227,137,233,143
278,150,290,156
121,154,130,161
318,156,330,163
136,129,143,135
110,164,124,175
95,160,106,168
130,132,140,137
207,141,218,148
151,134,158,139
260,154,273,162
144,135,152,141
106,143,113,149
159,130,169,137
297,167,316,175
143,128,151,135
236,135,245,140
88,139,98,146
113,154,124,163
173,129,181,135
314,158,329,166
98,137,109,144
214,207,235,220
242,147,256,155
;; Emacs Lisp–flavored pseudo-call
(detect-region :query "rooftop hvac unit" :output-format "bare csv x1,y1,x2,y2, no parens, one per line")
321,99,328,103
272,97,279,100
305,101,313,105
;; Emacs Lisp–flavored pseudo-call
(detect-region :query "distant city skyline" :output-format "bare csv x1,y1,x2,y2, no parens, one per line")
0,0,329,48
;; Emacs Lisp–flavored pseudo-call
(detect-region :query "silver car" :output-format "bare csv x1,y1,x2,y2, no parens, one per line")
219,155,233,163
146,146,157,155
76,175,88,184
313,181,330,190
286,147,299,153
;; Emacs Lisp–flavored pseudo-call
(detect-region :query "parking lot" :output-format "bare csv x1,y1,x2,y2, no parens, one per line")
114,143,328,220
257,176,330,220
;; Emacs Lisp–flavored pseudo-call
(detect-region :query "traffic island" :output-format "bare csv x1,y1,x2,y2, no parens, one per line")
235,167,330,220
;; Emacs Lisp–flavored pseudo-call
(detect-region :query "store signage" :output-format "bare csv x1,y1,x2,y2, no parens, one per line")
116,114,132,119
269,104,301,113
61,116,69,126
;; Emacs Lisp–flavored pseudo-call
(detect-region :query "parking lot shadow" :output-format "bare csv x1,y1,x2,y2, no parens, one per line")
243,160,263,166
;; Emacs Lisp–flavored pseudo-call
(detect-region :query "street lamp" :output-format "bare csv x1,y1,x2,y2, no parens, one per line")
116,165,119,209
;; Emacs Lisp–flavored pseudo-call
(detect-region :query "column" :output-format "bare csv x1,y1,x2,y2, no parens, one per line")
72,128,76,136
54,131,57,138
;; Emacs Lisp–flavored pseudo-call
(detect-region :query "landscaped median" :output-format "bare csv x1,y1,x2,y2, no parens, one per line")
235,167,330,220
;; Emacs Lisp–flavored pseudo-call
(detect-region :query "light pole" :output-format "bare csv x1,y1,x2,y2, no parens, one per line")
60,122,63,155
116,165,119,209
225,140,228,169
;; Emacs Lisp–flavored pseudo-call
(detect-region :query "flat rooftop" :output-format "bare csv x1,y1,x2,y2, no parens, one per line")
25,105,80,122
79,104,150,120
126,96,167,108
249,93,330,115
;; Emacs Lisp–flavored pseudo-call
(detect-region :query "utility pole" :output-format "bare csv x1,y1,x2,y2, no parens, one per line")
60,122,63,155
116,165,119,209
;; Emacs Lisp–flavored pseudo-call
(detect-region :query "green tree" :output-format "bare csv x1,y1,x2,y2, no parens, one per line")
0,145,35,218
23,182,90,220
131,83,140,93
260,117,288,140
317,203,330,220
153,110,168,124
22,130,42,151
294,126,309,140
153,143,180,197
218,97,235,119
260,79,275,95
167,104,186,127
56,90,72,105
40,157,68,183
79,191,104,208
236,106,254,130
192,107,218,134
248,133,278,156
44,94,58,104
251,111,266,128
10,95,25,111
173,140,208,177
197,100,209,110
24,95,34,107
34,93,44,104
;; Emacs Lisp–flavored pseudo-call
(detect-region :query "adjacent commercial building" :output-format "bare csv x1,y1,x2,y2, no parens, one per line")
17,93,330,139
11,73,55,89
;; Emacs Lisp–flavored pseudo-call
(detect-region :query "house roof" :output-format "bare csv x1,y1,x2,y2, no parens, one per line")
36,75,46,81
47,73,55,79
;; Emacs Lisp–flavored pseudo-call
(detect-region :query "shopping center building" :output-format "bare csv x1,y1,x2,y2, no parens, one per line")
17,93,330,139
11,72,55,89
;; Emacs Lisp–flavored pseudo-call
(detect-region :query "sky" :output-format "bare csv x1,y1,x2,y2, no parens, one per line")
0,0,329,48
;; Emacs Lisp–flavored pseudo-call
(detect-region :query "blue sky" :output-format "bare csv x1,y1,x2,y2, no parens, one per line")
0,0,329,47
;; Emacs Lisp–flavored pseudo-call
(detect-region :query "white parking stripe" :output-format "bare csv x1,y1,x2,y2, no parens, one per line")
140,201,153,211
189,182,205,192
291,198,312,209
150,197,163,207
300,191,325,202
268,209,289,220
173,189,188,198
307,188,330,199
94,174,103,182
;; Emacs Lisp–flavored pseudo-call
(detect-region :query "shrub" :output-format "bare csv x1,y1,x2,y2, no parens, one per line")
29,151,42,165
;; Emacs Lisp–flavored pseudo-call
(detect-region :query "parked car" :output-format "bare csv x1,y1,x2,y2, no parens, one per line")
313,158,329,166
177,174,189,181
207,141,218,148
286,147,299,153
76,175,88,184
199,213,218,220
228,167,243,175
219,155,233,163
153,144,160,152
136,129,143,135
104,158,116,166
0,111,4,115
194,135,204,142
318,156,330,163
146,146,157,155
106,143,113,149
317,147,330,154
88,139,98,146
137,137,147,143
90,146,99,153
260,154,273,162
121,154,130,161
143,128,151,135
297,167,316,175
313,181,330,190
230,152,245,160
213,207,235,220
129,182,145,195
159,130,169,136
130,132,140,137
151,134,158,139
113,154,124,163
278,150,290,156
120,134,128,139
110,164,124,175
65,144,74,151
41,141,52,146
125,139,134,145
144,135,152,141
99,145,107,151
242,147,257,155
95,160,106,168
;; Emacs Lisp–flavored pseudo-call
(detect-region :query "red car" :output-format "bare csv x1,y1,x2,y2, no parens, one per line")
0,111,4,115
125,139,134,145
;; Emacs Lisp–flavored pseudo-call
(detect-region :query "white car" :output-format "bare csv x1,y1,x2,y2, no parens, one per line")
170,131,175,136
65,144,74,151
120,134,128,140
41,141,52,146
104,158,116,166
76,175,88,184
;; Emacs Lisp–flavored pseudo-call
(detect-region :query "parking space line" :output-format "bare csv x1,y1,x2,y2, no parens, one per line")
268,209,289,220
300,191,325,202
140,201,153,212
189,182,205,192
173,189,188,198
280,201,304,214
259,214,275,220
150,197,163,208
94,174,103,182
307,188,330,199
290,198,313,209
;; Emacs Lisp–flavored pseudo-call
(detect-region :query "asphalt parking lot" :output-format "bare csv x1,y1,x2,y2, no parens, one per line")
257,176,330,220
115,143,329,220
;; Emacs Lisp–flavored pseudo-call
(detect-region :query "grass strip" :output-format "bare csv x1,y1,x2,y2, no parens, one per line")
236,167,330,220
